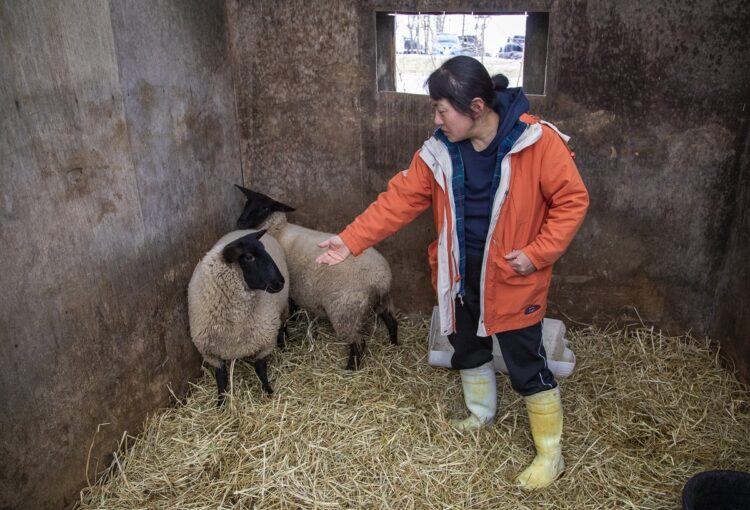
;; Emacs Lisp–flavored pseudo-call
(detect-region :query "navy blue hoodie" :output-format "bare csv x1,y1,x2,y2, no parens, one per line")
459,87,530,255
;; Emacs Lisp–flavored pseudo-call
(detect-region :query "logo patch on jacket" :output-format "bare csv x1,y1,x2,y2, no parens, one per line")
524,304,541,315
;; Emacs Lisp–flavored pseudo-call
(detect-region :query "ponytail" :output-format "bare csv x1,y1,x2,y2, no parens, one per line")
492,74,509,91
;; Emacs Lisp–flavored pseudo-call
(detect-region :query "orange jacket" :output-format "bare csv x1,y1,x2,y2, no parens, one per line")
340,114,589,336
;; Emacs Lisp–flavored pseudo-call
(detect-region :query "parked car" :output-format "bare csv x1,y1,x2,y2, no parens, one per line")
401,38,423,54
458,35,478,56
508,35,525,46
432,33,461,56
498,43,524,60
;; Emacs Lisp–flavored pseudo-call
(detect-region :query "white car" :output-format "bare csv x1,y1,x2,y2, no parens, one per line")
498,43,524,60
432,33,461,55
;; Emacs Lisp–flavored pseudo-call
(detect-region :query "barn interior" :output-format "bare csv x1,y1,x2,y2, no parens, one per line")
1,1,749,508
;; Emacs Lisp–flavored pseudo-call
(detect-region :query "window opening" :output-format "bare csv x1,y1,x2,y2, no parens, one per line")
376,11,549,95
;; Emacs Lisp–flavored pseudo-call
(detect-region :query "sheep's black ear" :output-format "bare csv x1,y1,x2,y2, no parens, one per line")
222,240,245,263
234,184,256,200
273,200,295,213
250,229,267,240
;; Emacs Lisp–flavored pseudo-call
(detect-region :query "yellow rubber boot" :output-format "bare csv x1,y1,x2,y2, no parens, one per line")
451,361,497,430
517,386,564,489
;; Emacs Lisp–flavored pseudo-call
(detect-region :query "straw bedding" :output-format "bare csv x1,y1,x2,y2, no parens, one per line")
77,312,750,509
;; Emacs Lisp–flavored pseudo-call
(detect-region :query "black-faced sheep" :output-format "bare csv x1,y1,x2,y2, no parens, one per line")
188,229,289,406
234,186,398,370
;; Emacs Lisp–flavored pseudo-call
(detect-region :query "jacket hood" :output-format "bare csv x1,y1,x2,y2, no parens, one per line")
494,87,530,142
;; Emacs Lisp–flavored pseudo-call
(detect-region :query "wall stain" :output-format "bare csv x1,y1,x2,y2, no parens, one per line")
135,80,157,114
96,198,117,223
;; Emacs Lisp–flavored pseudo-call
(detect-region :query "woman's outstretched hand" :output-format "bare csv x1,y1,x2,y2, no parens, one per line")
504,249,536,276
316,235,351,265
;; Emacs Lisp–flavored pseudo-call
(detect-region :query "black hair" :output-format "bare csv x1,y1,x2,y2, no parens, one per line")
426,56,509,116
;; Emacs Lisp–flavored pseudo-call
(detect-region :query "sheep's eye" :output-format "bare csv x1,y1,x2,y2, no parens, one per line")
243,254,255,262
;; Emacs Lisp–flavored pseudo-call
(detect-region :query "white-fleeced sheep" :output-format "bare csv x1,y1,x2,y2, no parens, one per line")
188,229,289,406
235,186,398,370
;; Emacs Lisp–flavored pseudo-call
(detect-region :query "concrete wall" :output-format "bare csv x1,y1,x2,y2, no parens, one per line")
712,126,750,383
543,0,750,379
542,0,749,328
225,0,366,230
229,0,749,379
0,1,241,508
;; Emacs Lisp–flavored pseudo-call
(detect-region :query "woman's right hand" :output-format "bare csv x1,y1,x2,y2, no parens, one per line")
316,235,351,265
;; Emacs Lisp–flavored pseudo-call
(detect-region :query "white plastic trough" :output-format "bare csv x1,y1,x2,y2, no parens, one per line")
427,306,577,379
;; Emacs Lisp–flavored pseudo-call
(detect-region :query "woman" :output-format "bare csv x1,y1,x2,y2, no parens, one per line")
316,56,589,489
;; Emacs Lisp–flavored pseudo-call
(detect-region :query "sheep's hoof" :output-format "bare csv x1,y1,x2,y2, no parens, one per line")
347,344,363,370
346,358,360,370
216,393,227,408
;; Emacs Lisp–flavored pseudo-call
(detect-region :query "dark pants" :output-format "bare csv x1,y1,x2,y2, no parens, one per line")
448,254,557,396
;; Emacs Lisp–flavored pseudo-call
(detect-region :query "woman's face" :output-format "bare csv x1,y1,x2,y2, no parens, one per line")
431,98,475,142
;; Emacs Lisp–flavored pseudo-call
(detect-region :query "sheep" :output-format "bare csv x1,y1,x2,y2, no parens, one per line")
234,185,398,370
188,229,289,406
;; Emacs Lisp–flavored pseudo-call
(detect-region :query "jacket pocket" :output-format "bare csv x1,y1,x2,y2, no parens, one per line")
493,255,535,288
489,255,550,319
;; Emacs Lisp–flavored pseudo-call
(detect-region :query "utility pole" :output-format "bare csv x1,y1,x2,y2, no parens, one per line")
476,15,489,62
423,14,431,52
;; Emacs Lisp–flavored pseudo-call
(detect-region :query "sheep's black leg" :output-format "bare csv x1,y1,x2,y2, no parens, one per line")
288,297,299,315
325,295,369,370
276,325,287,350
254,358,273,395
215,362,229,408
379,310,399,345
346,337,366,370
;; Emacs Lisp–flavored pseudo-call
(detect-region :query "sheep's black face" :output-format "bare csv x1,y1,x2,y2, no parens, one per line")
235,185,295,229
222,230,285,294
